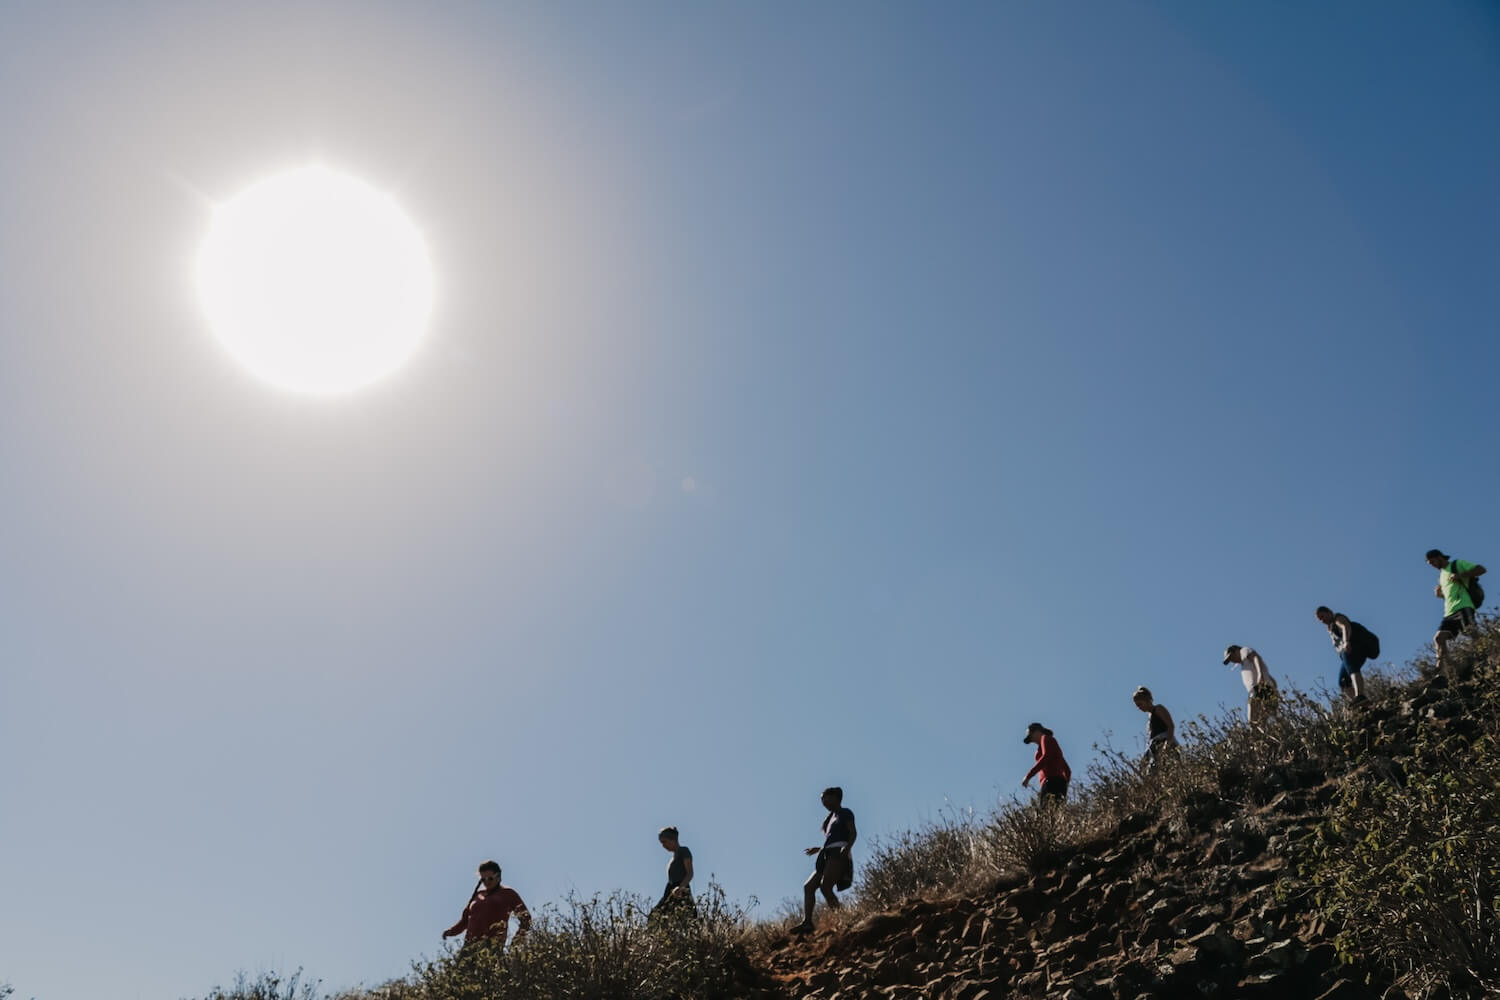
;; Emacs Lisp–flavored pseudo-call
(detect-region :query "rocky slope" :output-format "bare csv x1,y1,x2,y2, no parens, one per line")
748,674,1487,1000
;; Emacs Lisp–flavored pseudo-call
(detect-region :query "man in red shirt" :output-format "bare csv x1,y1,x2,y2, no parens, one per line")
443,860,531,947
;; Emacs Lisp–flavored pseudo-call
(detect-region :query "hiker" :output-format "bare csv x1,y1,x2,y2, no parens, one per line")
1021,722,1072,801
1132,687,1178,772
651,826,695,918
1223,645,1278,724
442,860,531,948
1315,606,1378,703
791,786,856,934
1426,549,1487,677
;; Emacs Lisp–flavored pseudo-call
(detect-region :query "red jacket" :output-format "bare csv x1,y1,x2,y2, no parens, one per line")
1025,733,1072,784
445,885,531,944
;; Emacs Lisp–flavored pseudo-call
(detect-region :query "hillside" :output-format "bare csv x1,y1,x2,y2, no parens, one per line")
191,622,1500,1000
752,624,1500,1000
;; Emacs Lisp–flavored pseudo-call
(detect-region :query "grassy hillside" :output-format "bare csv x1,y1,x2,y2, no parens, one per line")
181,618,1500,1000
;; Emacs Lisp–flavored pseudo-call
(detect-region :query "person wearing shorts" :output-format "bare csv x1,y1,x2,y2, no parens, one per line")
790,787,856,934
1223,645,1279,725
1426,549,1486,677
1022,722,1072,801
1315,606,1368,703
1133,687,1179,773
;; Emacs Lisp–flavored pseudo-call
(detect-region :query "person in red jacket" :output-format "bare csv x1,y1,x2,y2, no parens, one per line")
442,860,531,948
1021,722,1072,802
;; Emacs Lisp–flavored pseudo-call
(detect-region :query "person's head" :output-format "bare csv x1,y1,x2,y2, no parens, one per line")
1223,645,1243,665
1023,722,1053,745
658,826,679,850
1426,549,1449,569
1315,606,1334,624
477,861,501,888
1132,686,1154,711
820,786,843,810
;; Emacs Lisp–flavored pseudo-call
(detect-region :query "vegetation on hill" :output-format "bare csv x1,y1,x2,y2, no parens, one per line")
180,617,1500,1000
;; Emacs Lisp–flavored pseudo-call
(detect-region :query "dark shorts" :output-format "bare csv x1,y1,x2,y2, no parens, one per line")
811,847,854,891
1040,777,1069,801
1438,608,1476,636
1337,649,1367,689
652,883,696,916
1250,682,1279,703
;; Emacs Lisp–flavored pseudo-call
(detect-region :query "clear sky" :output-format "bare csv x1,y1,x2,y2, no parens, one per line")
2,3,1497,998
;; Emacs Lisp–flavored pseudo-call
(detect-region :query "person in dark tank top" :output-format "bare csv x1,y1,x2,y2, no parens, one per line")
790,786,856,934
1133,686,1179,774
651,826,695,918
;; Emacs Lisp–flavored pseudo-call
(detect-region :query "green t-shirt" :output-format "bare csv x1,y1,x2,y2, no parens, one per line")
1440,559,1480,616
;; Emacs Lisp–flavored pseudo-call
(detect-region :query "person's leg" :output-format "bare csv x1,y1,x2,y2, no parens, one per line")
1434,628,1454,676
819,859,842,908
801,868,821,926
1338,652,1366,701
1248,694,1265,726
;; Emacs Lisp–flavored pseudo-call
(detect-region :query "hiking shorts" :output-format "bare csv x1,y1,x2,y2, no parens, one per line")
812,847,854,892
1039,777,1069,801
1337,649,1367,690
1438,608,1476,636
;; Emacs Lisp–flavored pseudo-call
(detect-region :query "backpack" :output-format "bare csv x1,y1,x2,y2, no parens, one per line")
1347,620,1380,661
1452,561,1486,610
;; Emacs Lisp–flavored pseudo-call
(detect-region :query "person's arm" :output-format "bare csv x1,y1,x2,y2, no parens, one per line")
843,812,857,855
1333,616,1352,651
676,854,694,892
442,905,470,940
1025,737,1054,785
1023,758,1043,786
1247,650,1269,687
1157,705,1178,745
512,892,532,936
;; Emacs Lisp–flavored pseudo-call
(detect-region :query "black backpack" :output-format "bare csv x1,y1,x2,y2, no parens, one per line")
1347,620,1380,661
1447,560,1486,610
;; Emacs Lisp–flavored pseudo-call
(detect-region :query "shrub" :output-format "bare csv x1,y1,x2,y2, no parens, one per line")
185,970,323,1000
350,884,761,1000
1303,650,1500,997
855,809,982,910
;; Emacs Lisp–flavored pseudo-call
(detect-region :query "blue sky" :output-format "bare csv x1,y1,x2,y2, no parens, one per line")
1,3,1498,998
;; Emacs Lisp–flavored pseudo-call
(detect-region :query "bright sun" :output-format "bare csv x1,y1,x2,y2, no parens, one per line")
195,166,434,394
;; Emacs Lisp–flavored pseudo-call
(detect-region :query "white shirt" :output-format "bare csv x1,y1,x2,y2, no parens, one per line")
1238,647,1276,693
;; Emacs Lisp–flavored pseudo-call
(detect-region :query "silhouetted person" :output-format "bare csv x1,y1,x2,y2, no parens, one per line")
651,826,695,918
790,787,856,934
1133,686,1178,773
1426,549,1487,678
1021,722,1072,801
442,860,531,948
1315,606,1378,703
1223,645,1278,724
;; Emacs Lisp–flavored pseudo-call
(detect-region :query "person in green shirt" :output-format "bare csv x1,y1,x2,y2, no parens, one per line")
1425,548,1487,677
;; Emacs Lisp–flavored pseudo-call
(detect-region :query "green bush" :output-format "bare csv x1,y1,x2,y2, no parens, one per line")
1303,646,1500,996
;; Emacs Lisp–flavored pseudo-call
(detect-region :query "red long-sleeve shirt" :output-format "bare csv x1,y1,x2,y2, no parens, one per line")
1024,733,1072,783
445,885,531,944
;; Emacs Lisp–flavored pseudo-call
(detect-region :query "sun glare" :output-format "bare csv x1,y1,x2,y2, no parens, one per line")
195,166,434,394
